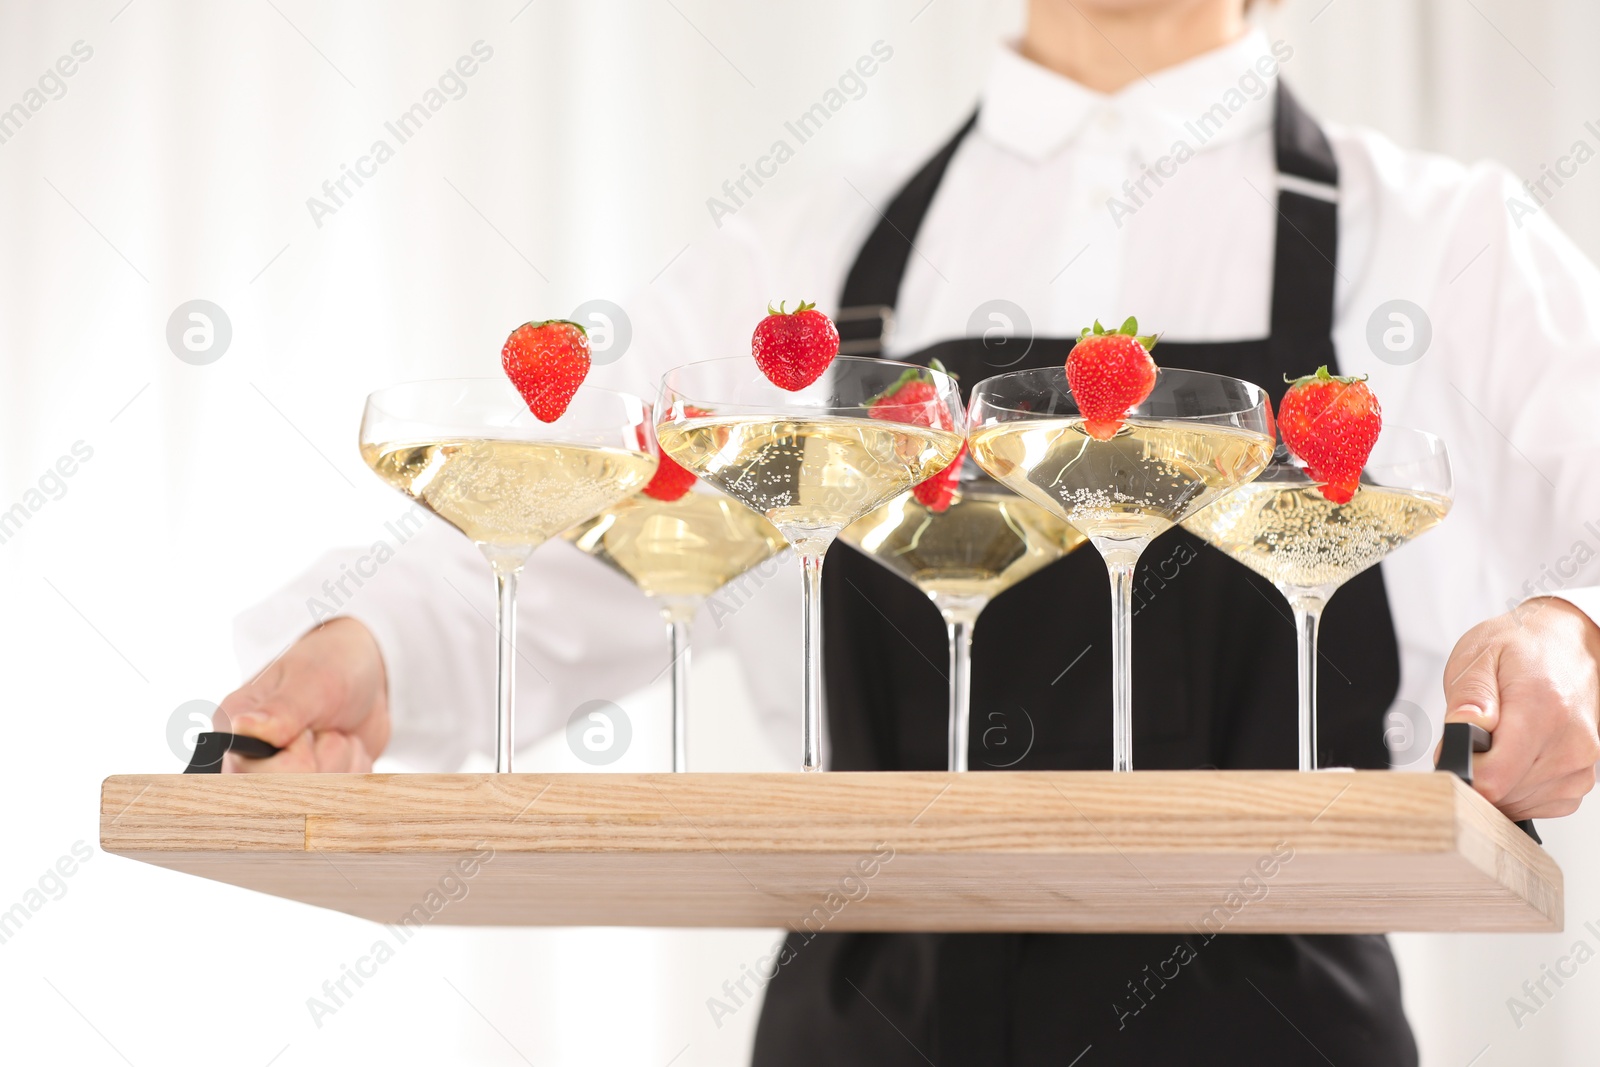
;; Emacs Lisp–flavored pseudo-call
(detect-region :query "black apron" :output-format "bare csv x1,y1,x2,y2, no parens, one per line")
751,84,1419,1066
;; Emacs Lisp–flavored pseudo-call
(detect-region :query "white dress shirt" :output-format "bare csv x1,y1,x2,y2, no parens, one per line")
237,29,1600,771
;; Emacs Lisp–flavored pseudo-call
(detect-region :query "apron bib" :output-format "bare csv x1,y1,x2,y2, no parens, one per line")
751,83,1418,1066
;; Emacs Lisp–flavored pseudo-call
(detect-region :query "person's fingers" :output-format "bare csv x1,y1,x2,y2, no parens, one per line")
1441,633,1501,734
310,730,372,773
214,618,389,756
224,729,316,773
1496,764,1598,821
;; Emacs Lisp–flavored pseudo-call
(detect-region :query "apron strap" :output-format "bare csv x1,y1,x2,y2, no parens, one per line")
837,111,978,356
1267,81,1340,376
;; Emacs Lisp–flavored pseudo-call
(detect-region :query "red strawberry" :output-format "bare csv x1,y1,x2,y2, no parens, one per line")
869,361,960,511
640,405,708,502
640,452,697,502
1066,317,1158,440
502,319,591,422
1278,366,1382,504
913,442,965,512
867,364,953,429
752,301,839,391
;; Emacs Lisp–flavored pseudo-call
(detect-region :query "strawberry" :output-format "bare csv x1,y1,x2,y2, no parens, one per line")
1278,366,1382,504
913,442,965,512
640,405,709,502
502,319,590,422
641,452,697,502
752,301,839,391
869,361,960,512
867,363,953,428
1066,317,1158,441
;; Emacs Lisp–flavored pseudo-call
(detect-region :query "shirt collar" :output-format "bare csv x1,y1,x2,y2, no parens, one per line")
978,28,1280,163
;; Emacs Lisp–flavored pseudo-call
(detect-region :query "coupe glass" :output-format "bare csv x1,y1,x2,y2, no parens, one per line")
1181,426,1452,769
968,367,1274,771
839,453,1087,770
656,356,966,771
564,479,787,771
359,379,655,772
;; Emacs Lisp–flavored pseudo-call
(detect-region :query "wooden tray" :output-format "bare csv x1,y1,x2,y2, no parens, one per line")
99,770,1561,933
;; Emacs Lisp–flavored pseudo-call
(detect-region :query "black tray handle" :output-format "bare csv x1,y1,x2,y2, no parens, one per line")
184,731,283,773
1435,721,1540,844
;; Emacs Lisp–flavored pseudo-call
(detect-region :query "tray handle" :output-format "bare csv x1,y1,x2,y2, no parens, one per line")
1435,721,1540,844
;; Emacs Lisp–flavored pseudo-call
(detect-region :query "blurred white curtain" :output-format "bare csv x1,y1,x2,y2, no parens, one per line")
1,2,1597,1065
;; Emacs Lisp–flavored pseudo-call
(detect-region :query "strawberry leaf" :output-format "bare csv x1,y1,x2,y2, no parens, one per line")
1119,315,1138,336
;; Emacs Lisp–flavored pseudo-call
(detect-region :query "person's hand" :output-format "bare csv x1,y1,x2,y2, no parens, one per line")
213,617,390,772
1441,598,1600,818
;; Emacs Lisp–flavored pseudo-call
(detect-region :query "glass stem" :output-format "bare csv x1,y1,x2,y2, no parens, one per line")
492,563,520,774
1107,556,1138,773
667,613,692,773
1292,597,1326,772
800,551,826,772
946,616,974,772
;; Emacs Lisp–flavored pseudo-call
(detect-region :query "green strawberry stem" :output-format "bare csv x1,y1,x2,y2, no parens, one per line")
1077,316,1157,350
1284,365,1367,387
522,318,588,337
765,299,817,316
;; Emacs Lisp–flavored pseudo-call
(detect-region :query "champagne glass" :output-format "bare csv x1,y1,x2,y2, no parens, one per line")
656,356,966,772
840,453,1087,770
359,379,655,772
968,367,1274,771
1181,427,1452,769
564,481,787,771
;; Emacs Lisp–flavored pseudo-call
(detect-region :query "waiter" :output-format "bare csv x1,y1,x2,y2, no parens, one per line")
218,1,1600,1063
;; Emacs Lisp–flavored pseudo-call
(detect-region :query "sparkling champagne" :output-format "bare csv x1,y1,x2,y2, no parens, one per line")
968,418,1274,547
565,491,788,603
1181,481,1451,597
361,438,656,548
656,415,964,541
841,487,1086,619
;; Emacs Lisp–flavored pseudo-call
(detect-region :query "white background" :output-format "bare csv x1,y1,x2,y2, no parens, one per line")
2,1,1598,1064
